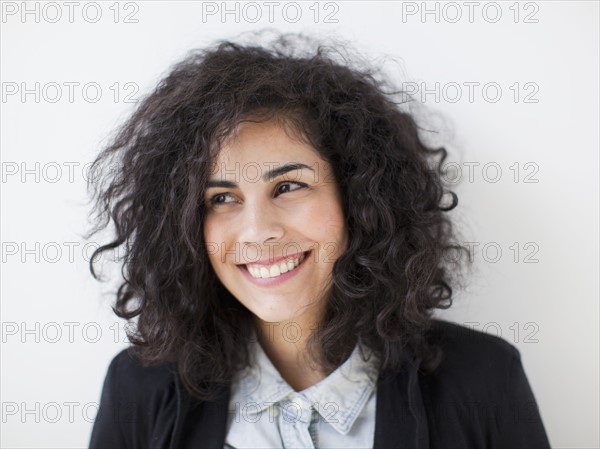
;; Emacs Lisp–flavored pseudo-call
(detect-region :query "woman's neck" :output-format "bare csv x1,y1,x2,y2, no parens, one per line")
255,307,331,392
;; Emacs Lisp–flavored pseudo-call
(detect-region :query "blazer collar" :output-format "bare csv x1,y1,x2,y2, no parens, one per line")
170,352,429,449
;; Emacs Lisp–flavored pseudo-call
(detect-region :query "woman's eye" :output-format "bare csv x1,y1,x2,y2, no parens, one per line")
275,182,307,196
207,182,307,208
208,193,234,207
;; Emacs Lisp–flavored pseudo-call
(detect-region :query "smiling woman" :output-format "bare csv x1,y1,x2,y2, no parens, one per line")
85,31,550,448
203,118,349,392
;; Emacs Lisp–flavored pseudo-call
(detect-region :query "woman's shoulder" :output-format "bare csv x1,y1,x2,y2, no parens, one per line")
423,318,530,396
103,347,177,394
429,318,519,359
89,348,179,448
98,347,176,408
419,320,550,447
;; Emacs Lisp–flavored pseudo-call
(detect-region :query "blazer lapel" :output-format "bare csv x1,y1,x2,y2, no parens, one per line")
373,357,429,449
170,375,231,449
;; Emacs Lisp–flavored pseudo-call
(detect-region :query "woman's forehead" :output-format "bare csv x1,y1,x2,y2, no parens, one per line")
213,120,321,166
207,125,333,187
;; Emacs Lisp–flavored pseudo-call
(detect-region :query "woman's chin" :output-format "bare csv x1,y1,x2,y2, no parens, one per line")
250,302,311,327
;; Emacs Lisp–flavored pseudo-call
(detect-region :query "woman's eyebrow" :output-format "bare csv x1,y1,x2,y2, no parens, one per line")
206,162,314,188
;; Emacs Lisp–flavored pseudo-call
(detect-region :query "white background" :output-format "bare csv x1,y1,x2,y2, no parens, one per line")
1,1,598,447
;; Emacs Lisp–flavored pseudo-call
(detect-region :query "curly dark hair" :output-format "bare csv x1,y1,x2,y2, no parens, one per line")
86,31,470,401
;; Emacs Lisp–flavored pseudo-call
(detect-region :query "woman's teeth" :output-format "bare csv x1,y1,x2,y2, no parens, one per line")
246,252,307,279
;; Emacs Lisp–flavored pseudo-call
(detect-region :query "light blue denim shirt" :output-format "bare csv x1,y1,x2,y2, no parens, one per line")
224,336,380,449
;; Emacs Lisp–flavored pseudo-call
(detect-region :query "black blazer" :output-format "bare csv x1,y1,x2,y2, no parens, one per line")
89,319,551,448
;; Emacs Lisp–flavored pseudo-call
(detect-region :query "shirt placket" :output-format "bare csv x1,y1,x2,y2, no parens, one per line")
278,396,316,449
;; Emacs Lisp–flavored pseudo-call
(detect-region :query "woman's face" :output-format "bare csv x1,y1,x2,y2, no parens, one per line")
203,119,348,324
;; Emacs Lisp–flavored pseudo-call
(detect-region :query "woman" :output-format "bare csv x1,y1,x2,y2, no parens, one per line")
86,32,551,448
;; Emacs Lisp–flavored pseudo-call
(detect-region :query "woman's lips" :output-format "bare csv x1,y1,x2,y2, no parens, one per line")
242,250,306,266
238,250,311,287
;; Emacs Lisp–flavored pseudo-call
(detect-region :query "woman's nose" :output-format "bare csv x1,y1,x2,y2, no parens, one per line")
236,199,285,251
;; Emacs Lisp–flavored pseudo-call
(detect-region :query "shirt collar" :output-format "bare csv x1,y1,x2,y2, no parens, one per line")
230,334,380,435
